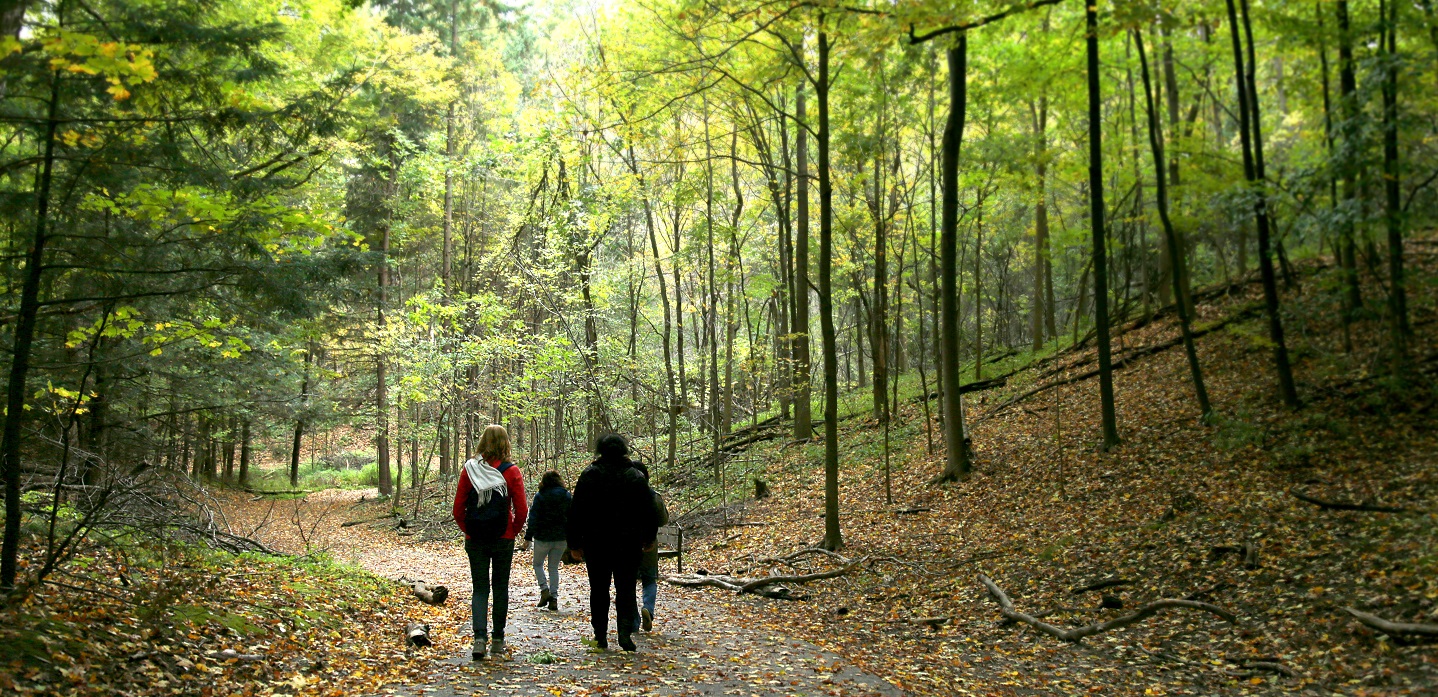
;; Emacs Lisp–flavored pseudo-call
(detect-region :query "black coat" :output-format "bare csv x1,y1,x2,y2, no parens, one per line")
566,456,657,554
524,484,571,542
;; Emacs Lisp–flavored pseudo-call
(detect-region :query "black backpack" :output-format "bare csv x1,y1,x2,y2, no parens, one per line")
465,462,514,543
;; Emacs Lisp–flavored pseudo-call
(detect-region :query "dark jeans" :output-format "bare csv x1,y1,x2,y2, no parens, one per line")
465,537,514,642
585,547,641,640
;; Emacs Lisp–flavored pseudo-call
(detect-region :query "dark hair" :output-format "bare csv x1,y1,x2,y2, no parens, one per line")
595,433,629,459
540,470,564,490
633,462,650,481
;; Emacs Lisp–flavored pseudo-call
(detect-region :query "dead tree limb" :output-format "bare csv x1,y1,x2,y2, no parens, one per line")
1342,607,1438,638
978,574,1237,642
412,581,448,605
1289,487,1408,514
1070,577,1132,594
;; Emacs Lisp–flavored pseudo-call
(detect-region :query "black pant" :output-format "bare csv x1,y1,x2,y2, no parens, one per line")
585,547,641,640
465,537,514,642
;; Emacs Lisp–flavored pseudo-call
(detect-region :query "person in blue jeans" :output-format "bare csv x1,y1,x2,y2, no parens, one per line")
452,425,526,661
520,470,571,611
635,464,669,632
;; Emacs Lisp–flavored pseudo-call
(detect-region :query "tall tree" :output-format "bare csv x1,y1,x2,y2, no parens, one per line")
817,27,842,551
1087,1,1121,448
1226,0,1300,408
935,34,972,483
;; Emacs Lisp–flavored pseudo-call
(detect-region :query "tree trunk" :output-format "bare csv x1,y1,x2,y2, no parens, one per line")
1135,30,1213,419
1031,93,1050,352
1380,0,1409,361
290,343,312,488
817,29,842,551
1087,3,1121,449
238,420,252,487
1336,0,1362,332
1,68,60,588
936,36,973,483
793,87,813,441
377,220,393,495
633,145,678,469
871,143,889,422
1227,0,1301,408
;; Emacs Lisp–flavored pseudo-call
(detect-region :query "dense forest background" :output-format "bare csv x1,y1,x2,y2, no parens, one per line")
1,0,1435,609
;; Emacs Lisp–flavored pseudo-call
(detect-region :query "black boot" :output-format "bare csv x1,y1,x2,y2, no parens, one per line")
617,633,637,652
538,589,553,609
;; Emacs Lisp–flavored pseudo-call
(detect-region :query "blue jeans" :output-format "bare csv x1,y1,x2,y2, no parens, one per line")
465,537,514,642
531,538,566,595
639,558,658,614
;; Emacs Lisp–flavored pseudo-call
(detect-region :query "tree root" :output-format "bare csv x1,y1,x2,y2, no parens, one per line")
979,574,1237,643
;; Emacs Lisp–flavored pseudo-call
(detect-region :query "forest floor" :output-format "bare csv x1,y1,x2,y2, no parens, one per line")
655,242,1438,696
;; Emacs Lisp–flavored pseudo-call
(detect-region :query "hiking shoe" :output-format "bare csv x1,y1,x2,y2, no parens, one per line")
471,638,486,661
547,595,559,611
618,633,637,652
593,635,608,650
538,589,553,609
641,608,653,632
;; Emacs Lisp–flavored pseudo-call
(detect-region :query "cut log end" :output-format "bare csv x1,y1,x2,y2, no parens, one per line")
404,623,432,648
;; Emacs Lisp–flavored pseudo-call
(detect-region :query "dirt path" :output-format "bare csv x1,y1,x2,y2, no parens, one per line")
222,488,901,697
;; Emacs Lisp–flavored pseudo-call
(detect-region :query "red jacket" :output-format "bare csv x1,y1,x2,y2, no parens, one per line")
452,458,527,541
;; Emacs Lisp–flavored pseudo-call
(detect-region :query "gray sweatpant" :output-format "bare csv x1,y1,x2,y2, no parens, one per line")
531,538,566,596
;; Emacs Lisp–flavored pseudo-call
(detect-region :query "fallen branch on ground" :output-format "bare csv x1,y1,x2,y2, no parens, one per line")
977,303,1262,423
1070,577,1132,594
667,556,867,600
1342,607,1438,638
1289,487,1409,513
979,574,1237,642
341,514,395,528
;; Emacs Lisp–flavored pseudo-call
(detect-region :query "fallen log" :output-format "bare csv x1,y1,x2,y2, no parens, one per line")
211,649,265,662
1069,577,1132,595
979,574,1237,643
977,303,1262,424
241,487,310,496
412,582,449,605
404,623,432,647
1289,487,1408,514
341,514,394,528
1342,607,1438,638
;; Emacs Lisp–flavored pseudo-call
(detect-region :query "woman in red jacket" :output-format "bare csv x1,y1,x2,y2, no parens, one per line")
452,425,526,660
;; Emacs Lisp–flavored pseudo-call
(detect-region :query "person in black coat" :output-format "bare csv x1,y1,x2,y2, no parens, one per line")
521,470,571,611
566,434,657,651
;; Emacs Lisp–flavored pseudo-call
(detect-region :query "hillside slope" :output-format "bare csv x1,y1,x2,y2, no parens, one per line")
670,244,1438,696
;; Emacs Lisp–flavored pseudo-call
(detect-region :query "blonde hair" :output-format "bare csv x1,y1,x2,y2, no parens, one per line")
476,424,512,463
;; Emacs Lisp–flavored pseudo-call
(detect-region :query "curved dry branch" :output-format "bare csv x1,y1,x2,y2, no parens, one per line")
1342,607,1438,638
979,574,1237,643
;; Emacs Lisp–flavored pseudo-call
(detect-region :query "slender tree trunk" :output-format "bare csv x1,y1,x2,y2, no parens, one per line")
936,36,973,483
1380,0,1409,360
1086,4,1121,449
1228,0,1301,408
871,151,889,422
1135,30,1213,419
1031,93,1050,352
633,145,678,468
817,29,842,551
377,220,393,495
793,87,813,441
290,343,312,488
2,69,61,588
973,200,984,381
1336,0,1363,330
238,420,251,487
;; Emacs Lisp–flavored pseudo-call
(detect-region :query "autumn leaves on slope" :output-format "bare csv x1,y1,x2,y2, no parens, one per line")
663,253,1438,696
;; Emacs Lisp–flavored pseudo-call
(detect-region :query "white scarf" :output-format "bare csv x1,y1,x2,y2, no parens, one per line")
462,458,508,504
